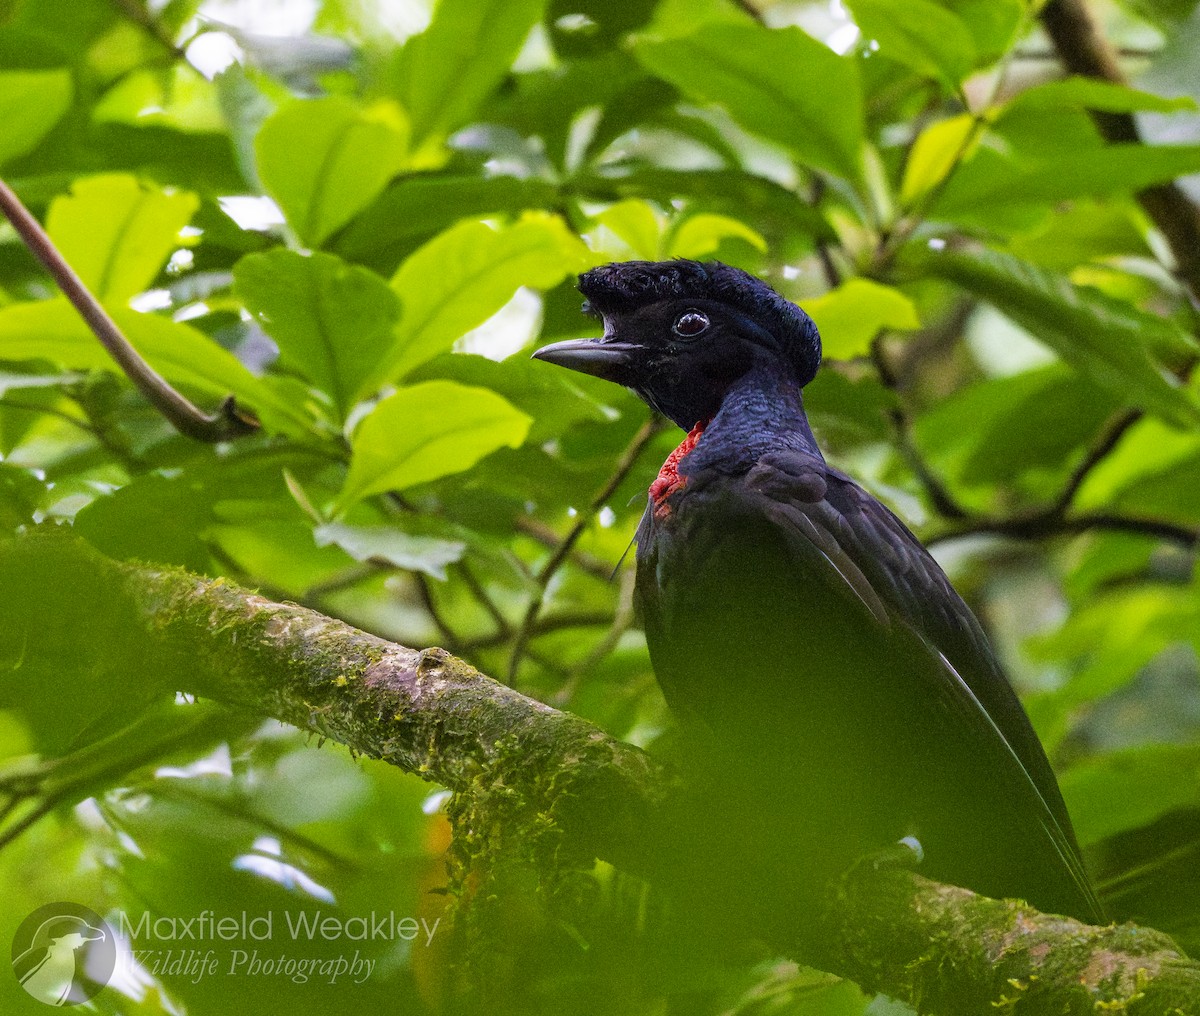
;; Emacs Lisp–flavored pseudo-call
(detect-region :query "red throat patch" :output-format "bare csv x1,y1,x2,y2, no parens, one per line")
649,420,707,518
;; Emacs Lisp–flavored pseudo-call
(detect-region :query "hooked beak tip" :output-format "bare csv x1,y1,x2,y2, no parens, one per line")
531,338,640,381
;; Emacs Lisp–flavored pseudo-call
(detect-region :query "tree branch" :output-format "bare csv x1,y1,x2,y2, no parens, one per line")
7,533,1200,1013
0,178,259,442
1041,0,1200,303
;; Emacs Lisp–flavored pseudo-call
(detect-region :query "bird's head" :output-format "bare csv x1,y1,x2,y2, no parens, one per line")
533,260,821,429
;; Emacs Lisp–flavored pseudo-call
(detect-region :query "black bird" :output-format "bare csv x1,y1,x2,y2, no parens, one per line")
533,259,1102,932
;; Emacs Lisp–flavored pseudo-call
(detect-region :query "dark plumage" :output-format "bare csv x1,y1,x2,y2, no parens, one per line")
534,259,1102,931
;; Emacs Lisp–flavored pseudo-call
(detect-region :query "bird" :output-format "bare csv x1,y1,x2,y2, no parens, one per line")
532,259,1102,938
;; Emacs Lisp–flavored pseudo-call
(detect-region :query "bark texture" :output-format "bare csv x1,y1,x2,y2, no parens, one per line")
5,533,1200,1015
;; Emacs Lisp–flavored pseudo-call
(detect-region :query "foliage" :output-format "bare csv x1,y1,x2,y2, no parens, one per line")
1,0,1199,1013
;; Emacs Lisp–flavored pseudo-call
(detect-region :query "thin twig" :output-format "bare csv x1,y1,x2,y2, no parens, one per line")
553,566,639,706
1049,408,1142,516
457,559,511,636
0,709,231,851
464,610,613,652
927,510,1199,549
874,5,1034,274
514,516,613,580
414,573,462,654
507,416,664,683
730,0,765,24
923,407,1183,547
108,0,187,59
0,178,258,442
870,332,971,521
809,177,842,290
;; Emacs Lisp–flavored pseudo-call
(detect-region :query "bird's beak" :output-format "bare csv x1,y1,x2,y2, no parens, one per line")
531,338,642,382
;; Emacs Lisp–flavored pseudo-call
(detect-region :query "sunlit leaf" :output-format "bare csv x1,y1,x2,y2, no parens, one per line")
802,279,920,359
667,213,766,259
337,381,532,509
1062,743,1200,846
0,69,73,166
1072,417,1200,525
391,0,546,149
941,0,1022,63
45,174,199,303
634,22,864,181
380,214,590,384
900,113,980,206
913,366,1121,492
332,174,559,274
934,144,1200,220
256,97,408,246
1008,76,1196,115
0,299,312,436
594,200,663,259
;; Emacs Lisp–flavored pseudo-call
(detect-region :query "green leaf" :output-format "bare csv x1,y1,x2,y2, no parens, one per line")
934,144,1200,220
802,279,920,359
667,213,766,259
920,248,1200,425
1061,743,1200,846
634,23,864,181
45,174,199,303
594,200,663,259
312,522,465,579
1008,76,1196,115
380,213,591,384
332,173,559,275
0,69,73,166
392,0,546,149
900,113,980,206
1006,200,1152,272
234,250,399,418
255,97,408,246
407,351,612,444
337,381,532,509
0,299,312,436
1071,417,1200,525
0,463,47,529
1027,586,1196,750
938,0,1021,64
912,366,1120,489
845,0,976,88
74,471,216,572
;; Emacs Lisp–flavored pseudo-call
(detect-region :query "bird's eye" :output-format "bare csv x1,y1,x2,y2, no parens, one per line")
672,310,709,338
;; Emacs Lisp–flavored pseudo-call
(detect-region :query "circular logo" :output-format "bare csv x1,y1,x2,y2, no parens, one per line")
11,903,115,1007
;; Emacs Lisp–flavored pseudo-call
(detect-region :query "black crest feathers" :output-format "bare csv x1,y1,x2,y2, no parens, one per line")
579,259,822,385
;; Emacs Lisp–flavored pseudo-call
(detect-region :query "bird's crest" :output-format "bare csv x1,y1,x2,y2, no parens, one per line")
578,259,822,384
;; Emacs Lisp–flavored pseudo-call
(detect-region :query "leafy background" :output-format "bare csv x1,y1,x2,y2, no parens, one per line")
1,0,1199,1013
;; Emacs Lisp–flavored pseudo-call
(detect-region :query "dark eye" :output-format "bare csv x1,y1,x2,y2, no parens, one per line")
672,310,709,338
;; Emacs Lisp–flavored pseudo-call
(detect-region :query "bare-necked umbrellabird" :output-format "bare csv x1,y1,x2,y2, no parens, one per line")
533,259,1101,932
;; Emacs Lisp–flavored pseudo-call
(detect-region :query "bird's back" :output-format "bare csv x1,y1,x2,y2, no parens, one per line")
636,447,1101,925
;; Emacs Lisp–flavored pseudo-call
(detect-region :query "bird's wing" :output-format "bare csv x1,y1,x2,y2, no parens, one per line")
717,449,1099,916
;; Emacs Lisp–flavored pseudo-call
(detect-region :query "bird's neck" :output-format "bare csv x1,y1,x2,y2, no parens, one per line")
650,366,820,516
685,365,821,476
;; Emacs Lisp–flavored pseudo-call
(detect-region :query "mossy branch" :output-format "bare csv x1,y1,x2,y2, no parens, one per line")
5,533,1200,1015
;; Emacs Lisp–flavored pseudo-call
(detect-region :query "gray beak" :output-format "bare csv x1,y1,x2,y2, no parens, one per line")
531,338,643,382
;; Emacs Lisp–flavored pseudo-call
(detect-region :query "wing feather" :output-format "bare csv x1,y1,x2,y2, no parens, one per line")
697,448,1100,918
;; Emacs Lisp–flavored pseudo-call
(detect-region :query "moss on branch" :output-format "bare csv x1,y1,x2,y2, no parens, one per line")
4,532,1200,1015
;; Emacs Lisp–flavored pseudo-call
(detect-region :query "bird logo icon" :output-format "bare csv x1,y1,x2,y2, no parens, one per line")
10,904,115,1007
